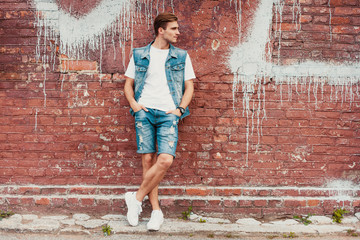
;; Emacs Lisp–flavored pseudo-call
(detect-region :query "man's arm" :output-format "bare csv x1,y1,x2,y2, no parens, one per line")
166,79,194,116
124,77,148,112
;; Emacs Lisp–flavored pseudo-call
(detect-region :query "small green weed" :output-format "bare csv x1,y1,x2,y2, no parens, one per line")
0,210,14,220
283,232,297,238
102,225,113,236
347,229,359,237
293,214,312,225
332,208,349,223
207,233,214,238
181,206,193,220
199,218,206,223
225,233,233,238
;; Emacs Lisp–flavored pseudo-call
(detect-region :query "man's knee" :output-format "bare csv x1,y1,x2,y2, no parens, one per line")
142,153,155,167
157,154,173,170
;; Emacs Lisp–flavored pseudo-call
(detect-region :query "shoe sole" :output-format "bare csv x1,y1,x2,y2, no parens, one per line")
147,219,164,231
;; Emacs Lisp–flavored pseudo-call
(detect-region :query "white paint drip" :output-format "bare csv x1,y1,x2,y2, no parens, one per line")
34,109,39,131
33,0,175,107
229,0,360,166
33,0,135,67
328,0,332,42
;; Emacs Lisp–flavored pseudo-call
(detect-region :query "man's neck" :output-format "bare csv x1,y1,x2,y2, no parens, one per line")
152,38,170,50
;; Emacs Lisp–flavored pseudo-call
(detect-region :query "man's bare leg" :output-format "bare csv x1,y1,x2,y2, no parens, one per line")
142,153,160,210
136,153,173,202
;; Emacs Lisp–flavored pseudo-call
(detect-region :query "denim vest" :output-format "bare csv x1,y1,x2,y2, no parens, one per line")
130,41,190,120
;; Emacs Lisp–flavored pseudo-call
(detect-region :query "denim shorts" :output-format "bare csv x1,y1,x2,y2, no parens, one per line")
134,108,179,157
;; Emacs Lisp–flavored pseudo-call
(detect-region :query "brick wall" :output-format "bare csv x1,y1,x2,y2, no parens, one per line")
0,0,359,218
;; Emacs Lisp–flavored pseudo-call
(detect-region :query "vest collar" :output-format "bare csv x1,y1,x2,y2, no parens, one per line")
140,41,178,59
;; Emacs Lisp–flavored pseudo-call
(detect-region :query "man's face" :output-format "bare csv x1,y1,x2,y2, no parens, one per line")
160,21,180,44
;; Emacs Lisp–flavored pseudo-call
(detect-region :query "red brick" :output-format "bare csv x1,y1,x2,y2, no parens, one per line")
69,187,97,195
284,200,307,207
332,25,360,34
185,188,212,196
21,197,34,206
253,200,268,207
7,197,21,205
353,200,360,207
224,200,237,208
334,7,360,15
81,198,95,206
307,199,321,207
35,198,50,205
160,198,175,207
61,60,98,72
331,17,351,25
18,187,41,195
214,188,242,196
51,198,65,207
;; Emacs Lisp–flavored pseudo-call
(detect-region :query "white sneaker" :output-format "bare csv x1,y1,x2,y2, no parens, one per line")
125,192,142,226
147,210,164,231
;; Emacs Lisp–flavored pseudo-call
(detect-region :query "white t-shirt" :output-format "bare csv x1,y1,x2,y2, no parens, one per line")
125,45,196,112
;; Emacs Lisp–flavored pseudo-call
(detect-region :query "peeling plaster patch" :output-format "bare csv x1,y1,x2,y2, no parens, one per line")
99,134,111,142
88,116,101,124
349,162,356,169
101,145,110,151
211,39,220,51
289,145,312,163
326,180,359,189
68,83,90,108
326,180,360,201
115,137,129,142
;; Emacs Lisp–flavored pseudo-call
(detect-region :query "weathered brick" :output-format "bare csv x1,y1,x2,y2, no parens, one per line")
185,188,212,196
35,198,50,205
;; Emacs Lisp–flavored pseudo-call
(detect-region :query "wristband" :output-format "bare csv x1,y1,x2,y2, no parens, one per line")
177,107,185,115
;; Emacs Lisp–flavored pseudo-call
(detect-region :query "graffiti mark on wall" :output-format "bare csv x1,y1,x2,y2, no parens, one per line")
33,0,175,107
229,0,360,165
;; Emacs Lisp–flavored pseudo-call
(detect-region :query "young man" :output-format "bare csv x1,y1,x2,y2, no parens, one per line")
123,13,195,231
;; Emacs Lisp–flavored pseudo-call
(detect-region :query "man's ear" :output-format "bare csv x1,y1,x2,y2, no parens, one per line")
158,27,165,34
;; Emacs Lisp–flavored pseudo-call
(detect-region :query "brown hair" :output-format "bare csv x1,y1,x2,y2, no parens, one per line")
154,12,178,36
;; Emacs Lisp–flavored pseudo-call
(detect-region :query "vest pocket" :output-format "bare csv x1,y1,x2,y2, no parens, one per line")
135,65,147,72
170,63,185,71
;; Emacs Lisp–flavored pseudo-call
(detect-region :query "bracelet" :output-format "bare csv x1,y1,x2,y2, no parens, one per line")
177,106,185,115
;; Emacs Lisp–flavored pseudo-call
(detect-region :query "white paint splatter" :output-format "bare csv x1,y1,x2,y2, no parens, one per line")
33,0,175,107
100,134,111,142
229,0,360,165
328,0,332,42
326,180,359,202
